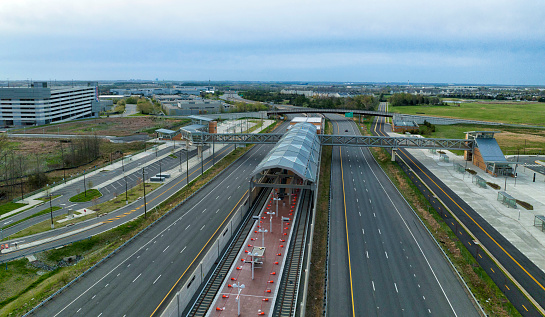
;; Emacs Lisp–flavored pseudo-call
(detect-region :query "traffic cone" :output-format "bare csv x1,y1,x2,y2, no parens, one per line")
274,261,279,265
270,272,276,275
222,295,229,298
231,277,237,281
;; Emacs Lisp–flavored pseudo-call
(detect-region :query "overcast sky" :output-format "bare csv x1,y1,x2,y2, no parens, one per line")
1,0,544,85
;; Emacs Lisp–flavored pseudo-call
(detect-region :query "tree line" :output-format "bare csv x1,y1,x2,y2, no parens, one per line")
0,135,101,202
241,90,379,111
388,93,444,107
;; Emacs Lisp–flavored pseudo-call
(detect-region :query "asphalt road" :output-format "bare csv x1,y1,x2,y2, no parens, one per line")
29,121,290,317
327,113,479,317
1,144,206,242
374,103,545,316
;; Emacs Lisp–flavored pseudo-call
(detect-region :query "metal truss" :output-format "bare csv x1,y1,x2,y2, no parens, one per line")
320,135,474,150
192,133,474,150
192,133,283,144
267,109,393,117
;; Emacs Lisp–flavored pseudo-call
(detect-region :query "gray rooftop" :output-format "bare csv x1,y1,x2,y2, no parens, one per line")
188,115,213,122
180,124,206,133
155,128,176,135
252,123,320,183
475,138,507,162
393,120,418,127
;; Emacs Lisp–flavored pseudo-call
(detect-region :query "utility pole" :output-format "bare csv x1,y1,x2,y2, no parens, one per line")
142,168,147,219
49,194,54,228
83,169,87,197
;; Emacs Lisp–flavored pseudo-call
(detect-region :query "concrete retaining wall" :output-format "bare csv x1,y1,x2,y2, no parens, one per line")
161,201,246,317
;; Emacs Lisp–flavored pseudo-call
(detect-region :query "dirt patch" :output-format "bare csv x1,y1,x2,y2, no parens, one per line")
496,131,545,143
22,117,187,137
8,139,61,155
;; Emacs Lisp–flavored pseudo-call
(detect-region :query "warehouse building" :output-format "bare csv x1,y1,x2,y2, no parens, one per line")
0,82,99,126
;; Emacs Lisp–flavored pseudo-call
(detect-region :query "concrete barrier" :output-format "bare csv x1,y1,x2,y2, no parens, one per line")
161,201,246,317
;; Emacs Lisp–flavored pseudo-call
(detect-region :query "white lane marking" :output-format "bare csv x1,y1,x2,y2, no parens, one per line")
185,225,191,230
366,251,369,258
51,142,269,317
366,188,368,192
359,212,361,217
98,313,102,317
394,283,398,293
363,179,365,182
369,199,372,203
200,225,205,231
127,264,130,267
105,283,109,287
356,198,358,203
362,229,364,235
378,229,381,234
92,295,96,299
216,209,220,213
354,188,356,191
216,195,220,199
77,308,81,313
137,255,140,259
373,213,376,218
385,251,388,259
67,204,76,208
163,246,169,252
180,246,187,254
228,196,231,200
153,274,162,285
227,185,230,189
202,208,207,213
117,273,120,277
238,185,240,189
372,281,375,291
423,296,426,300
358,141,459,316
132,273,142,283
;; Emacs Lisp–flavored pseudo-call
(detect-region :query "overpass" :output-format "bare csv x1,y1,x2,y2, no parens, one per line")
189,132,474,151
267,108,393,117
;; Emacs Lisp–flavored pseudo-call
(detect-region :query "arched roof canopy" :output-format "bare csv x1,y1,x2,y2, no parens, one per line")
252,123,320,183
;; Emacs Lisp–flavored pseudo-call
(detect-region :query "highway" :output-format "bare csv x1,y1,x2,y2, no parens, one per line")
374,103,545,316
327,113,479,316
29,120,290,317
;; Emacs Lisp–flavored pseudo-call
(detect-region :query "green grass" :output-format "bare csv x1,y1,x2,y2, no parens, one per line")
36,195,61,201
68,189,102,202
306,120,333,316
1,206,61,231
0,202,27,216
92,183,160,214
425,124,545,155
390,102,545,126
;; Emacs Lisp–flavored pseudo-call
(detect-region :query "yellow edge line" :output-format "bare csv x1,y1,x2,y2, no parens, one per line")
149,189,249,317
336,120,355,317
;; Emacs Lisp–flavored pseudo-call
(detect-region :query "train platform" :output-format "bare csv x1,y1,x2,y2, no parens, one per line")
207,190,300,316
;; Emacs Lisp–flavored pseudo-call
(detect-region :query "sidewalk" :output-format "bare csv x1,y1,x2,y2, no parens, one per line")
400,140,545,273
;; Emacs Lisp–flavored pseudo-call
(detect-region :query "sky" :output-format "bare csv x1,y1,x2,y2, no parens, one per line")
1,0,544,85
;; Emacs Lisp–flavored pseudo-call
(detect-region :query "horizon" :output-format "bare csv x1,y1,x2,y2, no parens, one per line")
1,1,544,85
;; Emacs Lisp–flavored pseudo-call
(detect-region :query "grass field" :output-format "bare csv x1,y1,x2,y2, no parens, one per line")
0,202,27,216
390,102,545,126
69,189,102,202
428,124,545,155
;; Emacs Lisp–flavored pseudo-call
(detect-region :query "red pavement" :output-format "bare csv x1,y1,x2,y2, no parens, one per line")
210,190,300,316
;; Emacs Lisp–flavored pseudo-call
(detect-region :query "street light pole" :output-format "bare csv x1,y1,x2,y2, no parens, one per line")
142,168,147,219
49,194,54,228
83,169,86,197
124,172,128,204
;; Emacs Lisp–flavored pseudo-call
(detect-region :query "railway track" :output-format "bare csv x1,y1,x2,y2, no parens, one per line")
185,187,270,316
272,189,313,317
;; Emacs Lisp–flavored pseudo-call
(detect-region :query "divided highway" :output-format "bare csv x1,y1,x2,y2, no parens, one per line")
374,103,545,316
29,121,290,317
327,113,479,316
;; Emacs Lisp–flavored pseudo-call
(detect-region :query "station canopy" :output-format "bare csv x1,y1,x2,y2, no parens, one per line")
252,123,320,183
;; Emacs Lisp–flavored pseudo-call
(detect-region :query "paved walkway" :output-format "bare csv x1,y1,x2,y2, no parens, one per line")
208,190,300,316
403,145,545,274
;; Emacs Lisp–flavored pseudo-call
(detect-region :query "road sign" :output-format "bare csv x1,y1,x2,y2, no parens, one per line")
345,112,353,118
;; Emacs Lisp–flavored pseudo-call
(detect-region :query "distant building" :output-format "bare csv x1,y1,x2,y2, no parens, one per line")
289,117,324,134
0,82,99,126
391,120,419,133
161,99,226,115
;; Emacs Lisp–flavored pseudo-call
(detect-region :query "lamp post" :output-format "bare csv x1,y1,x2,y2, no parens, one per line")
266,211,274,233
142,168,147,219
273,195,281,218
49,194,54,229
232,283,245,316
257,228,267,247
124,171,128,204
83,169,87,197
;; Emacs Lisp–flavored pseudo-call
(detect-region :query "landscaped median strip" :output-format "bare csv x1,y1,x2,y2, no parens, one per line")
0,222,103,254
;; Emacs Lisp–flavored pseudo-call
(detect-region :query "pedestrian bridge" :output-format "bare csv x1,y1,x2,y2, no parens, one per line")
188,131,474,151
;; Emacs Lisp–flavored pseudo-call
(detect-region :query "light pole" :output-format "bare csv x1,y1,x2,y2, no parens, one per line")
124,171,128,204
142,168,147,219
266,211,274,233
83,169,87,197
49,194,54,229
257,228,267,247
273,195,281,218
232,283,245,316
